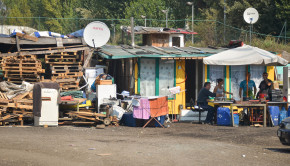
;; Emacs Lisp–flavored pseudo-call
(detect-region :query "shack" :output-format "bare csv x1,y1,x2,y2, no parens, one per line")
98,45,227,115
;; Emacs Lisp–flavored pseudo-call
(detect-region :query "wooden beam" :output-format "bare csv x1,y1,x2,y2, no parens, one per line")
16,36,21,52
0,37,83,45
0,46,90,57
16,32,38,42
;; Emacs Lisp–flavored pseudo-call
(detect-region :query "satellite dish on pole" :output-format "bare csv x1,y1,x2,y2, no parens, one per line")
243,8,259,24
83,21,110,48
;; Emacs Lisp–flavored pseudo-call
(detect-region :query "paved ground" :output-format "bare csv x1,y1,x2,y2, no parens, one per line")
0,123,289,166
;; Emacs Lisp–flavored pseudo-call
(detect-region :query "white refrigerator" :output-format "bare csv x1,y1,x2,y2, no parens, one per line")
34,88,59,126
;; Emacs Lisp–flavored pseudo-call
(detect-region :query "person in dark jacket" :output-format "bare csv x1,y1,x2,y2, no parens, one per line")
197,82,216,124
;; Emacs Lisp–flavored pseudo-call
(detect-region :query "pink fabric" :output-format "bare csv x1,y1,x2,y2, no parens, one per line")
133,98,150,119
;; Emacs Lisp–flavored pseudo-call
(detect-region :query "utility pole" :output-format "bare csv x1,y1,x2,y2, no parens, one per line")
223,0,226,44
131,17,135,48
161,9,169,28
187,2,194,44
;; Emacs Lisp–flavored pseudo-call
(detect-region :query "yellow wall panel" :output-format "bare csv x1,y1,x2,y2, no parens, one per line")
267,66,275,81
169,60,186,114
134,62,138,93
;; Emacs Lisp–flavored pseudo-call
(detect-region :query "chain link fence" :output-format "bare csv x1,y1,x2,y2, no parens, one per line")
1,17,289,47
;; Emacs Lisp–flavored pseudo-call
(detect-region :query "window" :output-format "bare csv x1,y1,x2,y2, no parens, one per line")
250,66,265,90
231,66,246,100
140,59,156,96
209,65,224,92
159,60,175,97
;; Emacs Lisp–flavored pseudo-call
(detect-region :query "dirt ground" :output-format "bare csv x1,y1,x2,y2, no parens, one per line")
0,123,289,166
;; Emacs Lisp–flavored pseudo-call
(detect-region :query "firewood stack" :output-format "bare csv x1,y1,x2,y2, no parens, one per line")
45,51,83,91
1,55,44,84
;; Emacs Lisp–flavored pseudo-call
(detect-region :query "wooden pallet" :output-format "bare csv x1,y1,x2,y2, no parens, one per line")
2,55,44,84
50,64,82,71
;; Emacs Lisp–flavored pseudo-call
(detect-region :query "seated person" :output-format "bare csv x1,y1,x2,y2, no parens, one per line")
197,82,216,124
213,78,233,100
257,72,272,99
239,72,257,100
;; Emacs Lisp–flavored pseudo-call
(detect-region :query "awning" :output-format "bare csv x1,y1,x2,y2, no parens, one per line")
98,45,228,59
203,45,288,66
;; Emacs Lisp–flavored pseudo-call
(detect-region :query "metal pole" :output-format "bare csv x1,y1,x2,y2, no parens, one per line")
285,21,287,44
223,0,226,44
166,12,168,28
145,18,146,27
131,17,135,48
192,4,194,44
249,23,252,45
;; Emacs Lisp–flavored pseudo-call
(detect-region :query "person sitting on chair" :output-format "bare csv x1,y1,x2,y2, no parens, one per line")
197,82,216,124
213,78,233,100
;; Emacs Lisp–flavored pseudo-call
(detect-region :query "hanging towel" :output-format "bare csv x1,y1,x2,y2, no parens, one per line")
149,96,168,117
133,98,150,119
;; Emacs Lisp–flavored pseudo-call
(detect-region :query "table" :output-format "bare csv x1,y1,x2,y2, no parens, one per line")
230,103,267,127
266,102,288,109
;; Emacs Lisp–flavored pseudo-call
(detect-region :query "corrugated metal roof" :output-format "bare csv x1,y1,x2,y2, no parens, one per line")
122,26,197,35
98,45,228,59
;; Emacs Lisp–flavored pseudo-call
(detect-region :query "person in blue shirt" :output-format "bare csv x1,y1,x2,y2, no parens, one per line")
239,72,257,100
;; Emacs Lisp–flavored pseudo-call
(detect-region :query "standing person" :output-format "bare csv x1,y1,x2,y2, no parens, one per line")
197,82,216,124
239,72,257,100
213,78,233,100
257,72,272,99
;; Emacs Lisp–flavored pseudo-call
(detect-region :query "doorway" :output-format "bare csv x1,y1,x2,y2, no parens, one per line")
185,59,203,106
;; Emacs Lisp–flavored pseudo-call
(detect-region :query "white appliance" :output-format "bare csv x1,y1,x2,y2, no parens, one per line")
84,65,105,92
34,88,59,126
96,84,116,112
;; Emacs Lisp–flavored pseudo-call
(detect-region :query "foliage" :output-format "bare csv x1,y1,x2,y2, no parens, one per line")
0,0,289,53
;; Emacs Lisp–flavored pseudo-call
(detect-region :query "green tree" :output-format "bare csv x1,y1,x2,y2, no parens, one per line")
124,0,168,27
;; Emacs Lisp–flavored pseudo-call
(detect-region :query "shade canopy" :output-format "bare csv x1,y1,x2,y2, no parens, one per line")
203,45,288,66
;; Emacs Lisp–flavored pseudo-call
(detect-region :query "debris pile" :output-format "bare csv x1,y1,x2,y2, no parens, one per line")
0,81,34,126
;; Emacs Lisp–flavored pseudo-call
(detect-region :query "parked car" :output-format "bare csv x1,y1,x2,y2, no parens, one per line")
277,117,290,145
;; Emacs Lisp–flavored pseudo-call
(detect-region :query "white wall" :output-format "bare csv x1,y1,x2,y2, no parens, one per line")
169,34,184,47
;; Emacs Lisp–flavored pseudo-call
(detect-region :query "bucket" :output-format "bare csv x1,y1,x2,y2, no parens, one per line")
268,106,279,126
217,107,231,126
233,113,239,126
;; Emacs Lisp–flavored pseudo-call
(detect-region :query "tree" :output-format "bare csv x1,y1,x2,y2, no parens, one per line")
124,0,168,27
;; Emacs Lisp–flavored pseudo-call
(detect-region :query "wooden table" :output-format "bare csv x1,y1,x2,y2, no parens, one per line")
266,102,288,109
230,103,267,127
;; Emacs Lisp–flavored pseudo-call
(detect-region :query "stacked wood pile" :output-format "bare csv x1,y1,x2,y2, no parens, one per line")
0,57,3,78
1,55,44,84
45,51,83,91
0,91,33,126
59,107,119,126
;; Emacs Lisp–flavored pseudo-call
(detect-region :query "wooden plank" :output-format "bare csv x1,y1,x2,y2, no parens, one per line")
0,37,83,45
72,121,95,125
16,36,21,52
0,47,90,58
16,32,38,42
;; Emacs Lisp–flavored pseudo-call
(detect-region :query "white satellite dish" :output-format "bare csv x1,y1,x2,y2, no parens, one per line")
83,21,110,48
243,8,259,24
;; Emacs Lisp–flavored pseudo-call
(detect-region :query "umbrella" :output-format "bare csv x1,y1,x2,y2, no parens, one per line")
203,45,288,99
203,45,288,66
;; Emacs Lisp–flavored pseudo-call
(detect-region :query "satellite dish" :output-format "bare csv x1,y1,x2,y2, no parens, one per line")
83,21,110,48
243,8,259,24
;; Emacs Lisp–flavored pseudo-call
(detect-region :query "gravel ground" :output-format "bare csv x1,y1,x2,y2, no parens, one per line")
0,123,289,166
